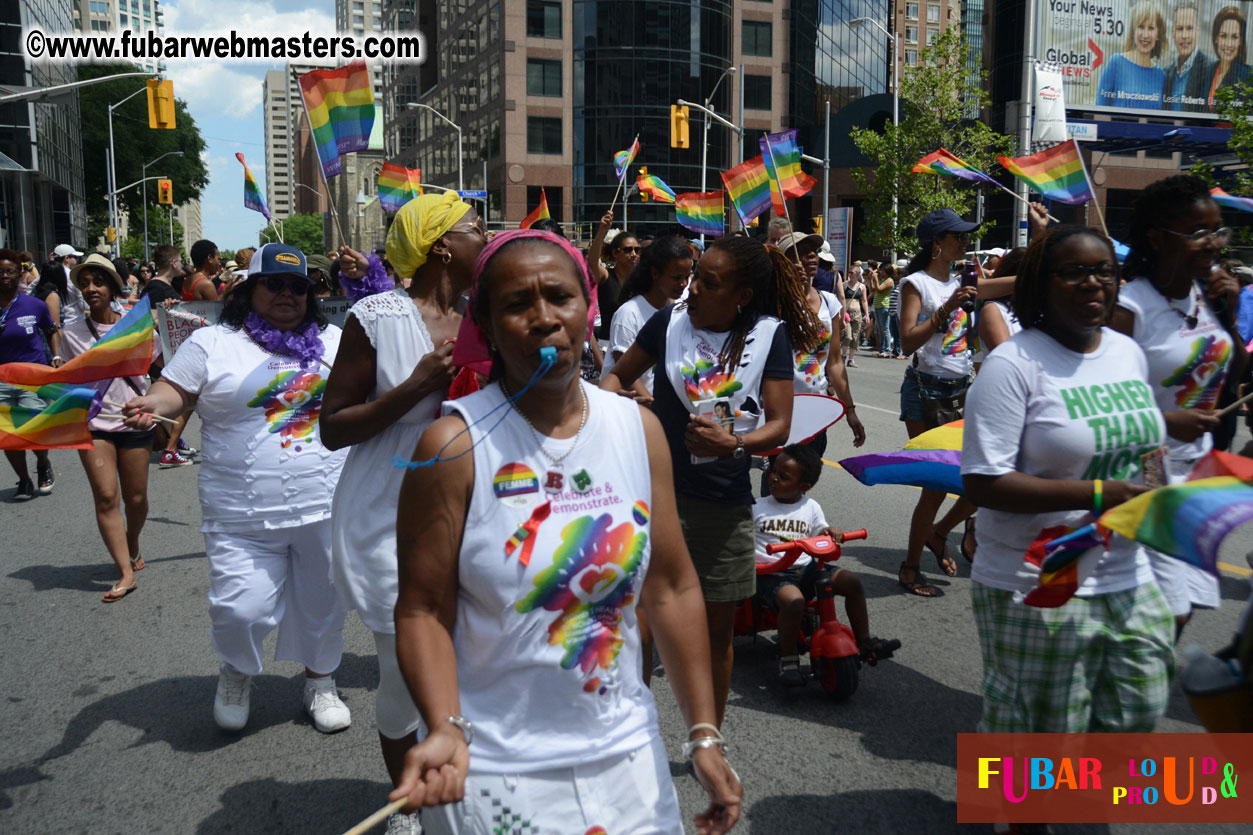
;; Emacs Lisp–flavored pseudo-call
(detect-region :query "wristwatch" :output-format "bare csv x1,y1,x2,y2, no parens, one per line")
732,433,746,459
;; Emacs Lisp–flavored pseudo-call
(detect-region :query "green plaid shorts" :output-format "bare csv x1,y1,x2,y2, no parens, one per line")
971,581,1175,733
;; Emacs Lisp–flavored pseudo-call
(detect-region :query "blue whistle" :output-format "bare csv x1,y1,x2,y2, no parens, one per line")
539,346,557,366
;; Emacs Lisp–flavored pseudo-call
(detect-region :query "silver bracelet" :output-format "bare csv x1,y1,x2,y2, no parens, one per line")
444,715,473,746
682,735,728,759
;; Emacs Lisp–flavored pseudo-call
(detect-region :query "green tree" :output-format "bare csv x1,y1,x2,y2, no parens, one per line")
1214,81,1253,195
259,213,326,256
851,31,1015,256
117,213,184,260
77,64,208,228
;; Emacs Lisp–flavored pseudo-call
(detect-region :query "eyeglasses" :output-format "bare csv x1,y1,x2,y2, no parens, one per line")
944,232,971,243
619,246,641,254
1053,263,1119,285
261,275,312,295
1163,226,1231,245
0,268,20,277
449,218,489,238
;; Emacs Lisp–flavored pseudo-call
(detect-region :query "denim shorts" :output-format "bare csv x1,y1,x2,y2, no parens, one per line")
899,365,970,423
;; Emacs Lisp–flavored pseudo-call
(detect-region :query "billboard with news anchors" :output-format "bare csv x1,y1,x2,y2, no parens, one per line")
1037,0,1251,117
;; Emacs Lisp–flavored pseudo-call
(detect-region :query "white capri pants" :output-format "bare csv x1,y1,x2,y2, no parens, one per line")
373,631,424,740
421,736,683,835
205,519,346,677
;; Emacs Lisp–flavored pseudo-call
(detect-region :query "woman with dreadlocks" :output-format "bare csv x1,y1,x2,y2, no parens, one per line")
604,236,820,725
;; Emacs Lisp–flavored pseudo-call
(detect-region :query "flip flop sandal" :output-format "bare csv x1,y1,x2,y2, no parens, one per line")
925,535,958,576
961,518,976,564
130,554,145,572
898,563,936,597
102,582,137,603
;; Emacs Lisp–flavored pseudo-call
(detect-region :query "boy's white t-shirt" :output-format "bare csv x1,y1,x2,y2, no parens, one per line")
900,270,973,379
753,495,828,567
962,327,1163,597
608,295,660,392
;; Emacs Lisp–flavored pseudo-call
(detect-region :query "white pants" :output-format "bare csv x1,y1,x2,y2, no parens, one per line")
373,631,424,740
421,736,683,835
205,520,346,677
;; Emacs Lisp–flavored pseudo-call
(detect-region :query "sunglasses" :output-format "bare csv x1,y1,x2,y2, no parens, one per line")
619,246,641,254
261,275,312,295
1163,226,1231,246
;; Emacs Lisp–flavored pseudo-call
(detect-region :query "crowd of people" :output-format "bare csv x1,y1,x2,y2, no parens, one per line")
3,170,1252,834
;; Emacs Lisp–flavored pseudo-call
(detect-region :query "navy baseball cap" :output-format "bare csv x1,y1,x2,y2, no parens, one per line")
247,243,307,278
916,209,979,241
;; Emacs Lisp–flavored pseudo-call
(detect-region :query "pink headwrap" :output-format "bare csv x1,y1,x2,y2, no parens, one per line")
451,230,596,374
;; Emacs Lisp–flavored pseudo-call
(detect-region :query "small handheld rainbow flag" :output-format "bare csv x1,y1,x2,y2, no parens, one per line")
378,162,422,213
235,153,271,220
0,382,98,450
1211,187,1253,214
637,172,676,203
760,130,816,216
675,191,724,237
614,137,641,181
1021,524,1109,608
839,419,964,496
912,148,1001,187
721,155,772,228
0,297,155,387
520,189,551,229
299,60,375,178
998,139,1093,205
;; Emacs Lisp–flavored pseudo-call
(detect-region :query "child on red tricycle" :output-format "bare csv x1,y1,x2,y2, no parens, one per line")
745,444,901,695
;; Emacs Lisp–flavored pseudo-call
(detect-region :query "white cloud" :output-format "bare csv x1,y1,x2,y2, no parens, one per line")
162,0,336,39
165,61,264,120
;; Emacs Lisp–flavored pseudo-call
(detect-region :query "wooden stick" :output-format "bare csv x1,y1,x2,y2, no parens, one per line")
320,357,334,372
341,798,407,835
1216,388,1253,417
1089,193,1111,239
993,180,1059,222
608,134,639,214
98,411,178,427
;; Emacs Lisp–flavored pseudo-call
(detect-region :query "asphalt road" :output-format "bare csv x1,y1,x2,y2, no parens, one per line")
1,350,1249,834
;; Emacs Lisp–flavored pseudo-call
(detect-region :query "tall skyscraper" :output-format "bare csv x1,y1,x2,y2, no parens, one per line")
72,0,166,74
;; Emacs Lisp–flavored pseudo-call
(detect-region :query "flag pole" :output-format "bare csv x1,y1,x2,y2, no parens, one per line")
297,92,349,245
761,133,792,229
1076,143,1109,238
991,179,1059,222
609,134,638,213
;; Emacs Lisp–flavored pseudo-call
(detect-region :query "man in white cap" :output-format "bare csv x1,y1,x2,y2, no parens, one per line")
814,241,837,294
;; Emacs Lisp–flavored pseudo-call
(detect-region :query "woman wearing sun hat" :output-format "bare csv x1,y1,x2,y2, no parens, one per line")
123,243,352,735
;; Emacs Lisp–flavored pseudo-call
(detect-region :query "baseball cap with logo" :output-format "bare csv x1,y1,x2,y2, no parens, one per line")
54,244,83,258
247,243,306,278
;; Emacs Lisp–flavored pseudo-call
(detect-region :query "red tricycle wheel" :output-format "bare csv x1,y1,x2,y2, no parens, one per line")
814,655,860,701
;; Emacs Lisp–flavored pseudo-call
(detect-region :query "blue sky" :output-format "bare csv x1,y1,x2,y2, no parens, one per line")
162,0,337,250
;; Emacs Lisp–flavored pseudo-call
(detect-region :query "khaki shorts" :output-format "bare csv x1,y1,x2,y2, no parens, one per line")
677,494,756,602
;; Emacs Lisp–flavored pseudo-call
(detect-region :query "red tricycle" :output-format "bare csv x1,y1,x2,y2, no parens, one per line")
734,529,885,701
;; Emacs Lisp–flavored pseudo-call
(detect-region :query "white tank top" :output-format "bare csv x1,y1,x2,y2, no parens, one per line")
442,380,658,773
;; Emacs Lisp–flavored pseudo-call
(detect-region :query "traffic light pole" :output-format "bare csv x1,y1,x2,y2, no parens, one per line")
142,151,184,262
107,85,153,257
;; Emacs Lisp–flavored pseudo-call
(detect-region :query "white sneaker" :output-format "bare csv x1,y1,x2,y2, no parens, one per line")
214,664,251,731
303,678,351,733
386,811,422,835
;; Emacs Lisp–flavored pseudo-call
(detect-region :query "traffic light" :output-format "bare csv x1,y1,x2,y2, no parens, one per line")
670,104,689,149
105,227,117,243
638,166,650,201
157,178,173,205
146,79,177,129
812,216,823,238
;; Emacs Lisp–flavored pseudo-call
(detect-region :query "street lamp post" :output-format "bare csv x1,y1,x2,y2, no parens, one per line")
699,66,736,241
294,182,327,213
851,17,901,262
108,83,155,257
142,150,183,262
406,102,463,193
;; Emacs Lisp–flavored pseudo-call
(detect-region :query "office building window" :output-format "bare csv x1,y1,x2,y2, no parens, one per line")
905,49,918,65
742,20,772,57
905,26,917,43
527,0,561,38
527,116,562,154
744,74,771,110
907,3,918,19
527,58,562,97
927,28,939,44
927,4,940,23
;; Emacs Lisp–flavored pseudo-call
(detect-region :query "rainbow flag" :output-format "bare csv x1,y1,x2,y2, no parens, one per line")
235,153,271,220
1020,524,1110,608
0,297,155,387
1211,187,1253,214
721,155,772,228
675,191,724,237
614,137,640,181
912,148,1001,187
520,189,551,229
637,173,676,203
0,382,98,450
298,60,375,178
377,162,422,213
838,420,964,495
760,130,816,215
998,139,1093,205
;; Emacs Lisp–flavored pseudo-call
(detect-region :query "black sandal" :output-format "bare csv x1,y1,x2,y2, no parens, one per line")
925,534,957,576
898,563,936,597
961,517,976,564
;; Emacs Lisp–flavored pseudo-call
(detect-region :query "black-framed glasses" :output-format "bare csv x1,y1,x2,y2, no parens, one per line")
944,231,971,243
1163,226,1231,245
1053,263,1119,285
262,275,312,295
619,246,641,254
0,267,20,277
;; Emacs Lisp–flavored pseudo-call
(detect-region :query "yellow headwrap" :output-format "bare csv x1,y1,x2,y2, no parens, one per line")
386,191,472,278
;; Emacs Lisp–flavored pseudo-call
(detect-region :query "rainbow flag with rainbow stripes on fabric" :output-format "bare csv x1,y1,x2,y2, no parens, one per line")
1211,187,1253,213
520,189,551,229
759,129,816,216
675,191,725,237
377,162,422,213
637,172,676,203
0,297,155,387
235,153,271,220
614,137,640,181
838,419,964,496
298,60,375,178
997,139,1093,205
911,148,1001,188
721,155,772,228
0,382,99,450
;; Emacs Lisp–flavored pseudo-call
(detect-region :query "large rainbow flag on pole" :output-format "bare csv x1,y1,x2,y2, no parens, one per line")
675,191,725,237
759,130,816,216
378,162,422,213
298,60,375,179
520,189,551,229
912,148,1001,187
1211,187,1253,214
235,153,271,220
614,137,641,181
998,139,1094,205
0,382,98,450
0,297,156,387
721,156,772,228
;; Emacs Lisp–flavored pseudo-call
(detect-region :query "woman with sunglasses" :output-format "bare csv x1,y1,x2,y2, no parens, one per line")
61,255,158,601
963,226,1173,742
123,243,353,735
587,211,641,341
319,193,486,834
1112,175,1247,635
